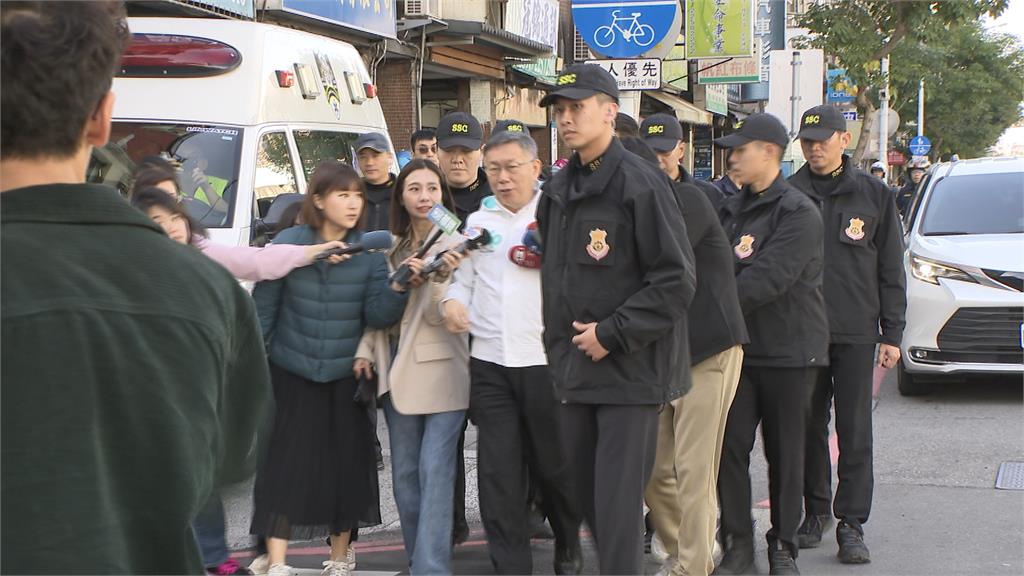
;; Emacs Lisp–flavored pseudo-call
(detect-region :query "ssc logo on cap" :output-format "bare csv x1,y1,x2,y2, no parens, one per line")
557,74,577,85
804,115,821,125
508,125,523,132
451,123,470,133
648,125,664,134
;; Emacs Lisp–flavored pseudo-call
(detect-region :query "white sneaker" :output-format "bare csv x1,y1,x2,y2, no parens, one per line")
267,563,292,576
656,556,678,576
346,547,357,570
248,554,270,575
651,532,669,562
321,559,351,576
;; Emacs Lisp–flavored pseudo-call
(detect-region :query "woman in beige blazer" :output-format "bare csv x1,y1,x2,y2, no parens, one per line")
354,159,469,575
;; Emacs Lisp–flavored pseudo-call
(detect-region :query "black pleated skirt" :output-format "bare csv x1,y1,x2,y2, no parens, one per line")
250,363,381,540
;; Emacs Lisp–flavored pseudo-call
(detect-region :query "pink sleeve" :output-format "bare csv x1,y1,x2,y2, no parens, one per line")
194,236,312,281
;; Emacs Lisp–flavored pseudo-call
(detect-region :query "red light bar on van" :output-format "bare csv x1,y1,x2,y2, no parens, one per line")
119,34,242,78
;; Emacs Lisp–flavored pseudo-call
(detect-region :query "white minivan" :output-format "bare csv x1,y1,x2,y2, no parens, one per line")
88,17,395,247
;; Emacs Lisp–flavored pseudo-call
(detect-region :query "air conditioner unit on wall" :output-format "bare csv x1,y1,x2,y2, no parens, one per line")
573,28,593,63
404,0,441,18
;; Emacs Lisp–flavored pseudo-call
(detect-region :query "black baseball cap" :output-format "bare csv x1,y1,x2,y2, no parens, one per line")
714,113,790,149
494,119,528,134
640,113,684,152
354,132,390,153
538,64,620,107
437,112,483,150
797,105,847,141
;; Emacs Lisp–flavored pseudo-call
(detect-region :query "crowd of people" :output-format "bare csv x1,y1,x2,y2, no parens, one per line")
2,3,907,576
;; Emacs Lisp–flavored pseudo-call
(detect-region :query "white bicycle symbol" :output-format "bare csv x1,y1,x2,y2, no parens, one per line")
593,10,656,48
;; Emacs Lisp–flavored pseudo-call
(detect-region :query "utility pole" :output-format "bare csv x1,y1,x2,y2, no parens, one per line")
878,56,890,173
789,51,802,139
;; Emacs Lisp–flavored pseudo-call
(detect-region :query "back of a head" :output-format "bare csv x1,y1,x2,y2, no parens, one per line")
615,113,640,138
620,136,659,167
1,1,129,160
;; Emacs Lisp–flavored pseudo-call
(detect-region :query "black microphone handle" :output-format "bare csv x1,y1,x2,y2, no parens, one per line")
313,244,364,260
390,228,446,287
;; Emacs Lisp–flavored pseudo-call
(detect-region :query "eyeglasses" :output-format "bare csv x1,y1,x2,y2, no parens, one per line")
484,161,530,177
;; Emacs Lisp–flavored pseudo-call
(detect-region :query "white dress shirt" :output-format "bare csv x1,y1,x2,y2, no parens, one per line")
445,190,546,368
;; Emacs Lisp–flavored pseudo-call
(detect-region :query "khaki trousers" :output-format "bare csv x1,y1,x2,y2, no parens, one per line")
644,345,744,576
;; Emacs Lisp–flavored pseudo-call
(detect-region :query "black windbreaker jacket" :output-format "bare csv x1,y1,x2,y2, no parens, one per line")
537,138,696,404
719,173,829,368
670,180,748,364
789,157,907,346
677,165,726,212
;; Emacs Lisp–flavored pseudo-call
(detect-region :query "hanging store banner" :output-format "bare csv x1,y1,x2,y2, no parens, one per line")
686,0,754,59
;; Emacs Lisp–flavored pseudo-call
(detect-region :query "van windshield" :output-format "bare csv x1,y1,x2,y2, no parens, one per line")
920,172,1024,236
88,122,244,228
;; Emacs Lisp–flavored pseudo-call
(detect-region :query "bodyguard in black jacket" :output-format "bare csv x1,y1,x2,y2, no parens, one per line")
789,105,907,564
536,64,696,575
624,132,750,576
640,112,726,211
713,114,827,576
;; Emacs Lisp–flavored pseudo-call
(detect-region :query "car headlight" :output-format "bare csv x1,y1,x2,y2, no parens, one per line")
910,254,977,285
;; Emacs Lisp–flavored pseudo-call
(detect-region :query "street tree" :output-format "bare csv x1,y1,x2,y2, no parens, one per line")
794,0,1009,162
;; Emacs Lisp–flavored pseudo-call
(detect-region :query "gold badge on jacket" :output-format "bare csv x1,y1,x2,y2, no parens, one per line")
735,234,755,259
845,217,866,241
586,228,610,261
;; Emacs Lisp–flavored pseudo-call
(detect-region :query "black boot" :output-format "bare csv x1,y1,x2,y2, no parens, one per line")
836,521,871,564
712,535,755,575
796,514,832,549
767,542,799,575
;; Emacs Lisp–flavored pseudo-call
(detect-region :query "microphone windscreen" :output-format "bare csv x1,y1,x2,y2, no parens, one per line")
361,230,394,251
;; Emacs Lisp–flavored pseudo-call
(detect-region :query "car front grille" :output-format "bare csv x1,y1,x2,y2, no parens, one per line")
936,307,1024,364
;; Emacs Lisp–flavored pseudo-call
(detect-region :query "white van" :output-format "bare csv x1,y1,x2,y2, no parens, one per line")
88,17,395,247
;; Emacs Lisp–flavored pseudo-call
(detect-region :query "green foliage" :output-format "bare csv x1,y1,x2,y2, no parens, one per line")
892,23,1024,158
793,0,1013,161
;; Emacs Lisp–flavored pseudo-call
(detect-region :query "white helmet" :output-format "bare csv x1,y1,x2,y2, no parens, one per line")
870,161,886,174
908,157,932,170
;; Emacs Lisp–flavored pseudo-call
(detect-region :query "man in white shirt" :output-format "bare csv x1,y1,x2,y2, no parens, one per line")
444,130,582,575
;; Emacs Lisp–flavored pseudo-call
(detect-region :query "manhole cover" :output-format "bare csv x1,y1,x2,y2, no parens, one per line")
995,461,1024,490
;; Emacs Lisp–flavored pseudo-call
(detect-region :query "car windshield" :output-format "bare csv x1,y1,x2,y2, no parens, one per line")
919,171,1024,236
87,122,244,228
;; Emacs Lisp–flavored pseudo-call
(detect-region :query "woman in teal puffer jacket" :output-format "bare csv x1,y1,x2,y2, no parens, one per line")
249,161,409,576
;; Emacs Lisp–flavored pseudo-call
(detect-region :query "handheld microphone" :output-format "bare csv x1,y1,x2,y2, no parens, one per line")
509,245,541,269
418,228,493,279
522,221,542,255
389,228,444,287
314,230,393,260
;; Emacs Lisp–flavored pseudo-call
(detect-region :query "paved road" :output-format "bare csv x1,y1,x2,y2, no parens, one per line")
223,369,1024,575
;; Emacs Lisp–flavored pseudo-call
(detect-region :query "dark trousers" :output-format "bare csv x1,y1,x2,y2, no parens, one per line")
470,359,581,574
454,422,468,538
718,366,817,554
804,343,875,527
561,402,659,575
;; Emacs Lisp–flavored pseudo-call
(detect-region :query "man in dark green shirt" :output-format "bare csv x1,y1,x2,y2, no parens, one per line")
0,2,270,573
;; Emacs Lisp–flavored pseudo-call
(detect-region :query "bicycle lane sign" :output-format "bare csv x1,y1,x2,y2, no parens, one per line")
571,0,680,58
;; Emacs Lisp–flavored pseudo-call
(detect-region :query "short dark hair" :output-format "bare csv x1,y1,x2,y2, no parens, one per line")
301,161,367,232
411,129,437,149
131,166,180,197
1,1,130,159
390,159,456,237
130,186,207,241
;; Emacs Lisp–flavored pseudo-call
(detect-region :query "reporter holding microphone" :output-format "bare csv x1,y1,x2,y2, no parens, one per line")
442,130,583,575
355,159,467,575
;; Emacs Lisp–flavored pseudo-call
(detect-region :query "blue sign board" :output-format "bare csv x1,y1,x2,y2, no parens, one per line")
909,135,932,156
826,68,856,104
739,0,784,102
571,0,679,58
282,0,397,39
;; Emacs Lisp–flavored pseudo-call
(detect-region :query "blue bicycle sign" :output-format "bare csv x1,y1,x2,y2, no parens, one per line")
572,0,678,58
593,10,655,48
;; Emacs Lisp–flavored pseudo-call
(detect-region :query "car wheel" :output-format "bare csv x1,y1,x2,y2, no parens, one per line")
898,360,930,396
